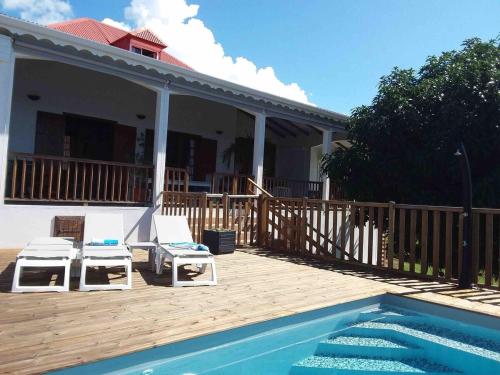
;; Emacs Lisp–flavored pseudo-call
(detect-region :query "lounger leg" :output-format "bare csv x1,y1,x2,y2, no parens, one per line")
11,259,23,293
210,259,217,286
62,260,71,292
126,259,132,289
199,264,208,273
149,248,156,272
79,258,88,291
172,258,179,287
156,252,166,275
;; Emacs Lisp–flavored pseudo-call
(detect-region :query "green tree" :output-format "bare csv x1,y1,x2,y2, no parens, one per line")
322,37,500,207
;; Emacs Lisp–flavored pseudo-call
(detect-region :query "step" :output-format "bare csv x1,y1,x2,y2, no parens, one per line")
290,355,460,375
317,334,423,358
345,325,500,373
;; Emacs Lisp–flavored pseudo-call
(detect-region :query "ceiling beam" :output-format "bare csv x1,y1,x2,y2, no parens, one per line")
273,118,311,136
266,123,286,138
267,118,297,137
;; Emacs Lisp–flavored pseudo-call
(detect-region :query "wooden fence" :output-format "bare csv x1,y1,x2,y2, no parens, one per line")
160,191,499,290
263,177,323,199
210,173,252,195
262,197,500,290
161,191,259,246
164,167,189,193
6,152,152,204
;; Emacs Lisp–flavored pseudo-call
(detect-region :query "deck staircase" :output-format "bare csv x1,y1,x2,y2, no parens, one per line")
290,307,500,374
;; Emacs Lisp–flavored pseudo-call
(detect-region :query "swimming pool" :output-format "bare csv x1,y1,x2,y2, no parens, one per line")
52,294,500,374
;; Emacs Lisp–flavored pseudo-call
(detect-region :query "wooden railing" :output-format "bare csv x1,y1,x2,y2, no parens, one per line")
164,167,189,192
160,191,500,289
262,197,500,290
6,153,153,204
263,177,323,199
161,191,258,246
329,182,344,200
210,173,253,195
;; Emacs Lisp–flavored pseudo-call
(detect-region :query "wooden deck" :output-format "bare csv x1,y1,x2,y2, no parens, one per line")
1,248,499,374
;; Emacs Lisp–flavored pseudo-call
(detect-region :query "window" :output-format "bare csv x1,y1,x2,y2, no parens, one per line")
131,46,157,59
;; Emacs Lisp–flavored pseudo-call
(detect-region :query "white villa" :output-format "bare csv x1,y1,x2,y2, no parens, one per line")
0,15,348,248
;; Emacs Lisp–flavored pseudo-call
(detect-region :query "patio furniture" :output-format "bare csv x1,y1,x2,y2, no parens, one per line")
80,214,132,291
11,237,78,293
153,215,217,287
127,241,157,271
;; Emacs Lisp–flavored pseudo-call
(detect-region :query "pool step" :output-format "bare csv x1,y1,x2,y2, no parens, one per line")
317,334,423,358
290,355,460,375
338,325,500,373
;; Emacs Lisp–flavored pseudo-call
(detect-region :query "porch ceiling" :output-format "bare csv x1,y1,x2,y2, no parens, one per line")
0,14,348,131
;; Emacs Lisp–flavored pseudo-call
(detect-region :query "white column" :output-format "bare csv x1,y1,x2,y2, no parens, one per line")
252,111,266,188
321,130,333,200
0,36,15,205
152,86,170,207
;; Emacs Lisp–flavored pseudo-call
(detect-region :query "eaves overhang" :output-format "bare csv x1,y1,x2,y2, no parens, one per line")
0,14,349,131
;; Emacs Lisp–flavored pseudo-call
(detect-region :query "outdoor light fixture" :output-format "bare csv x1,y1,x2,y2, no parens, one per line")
27,94,40,101
216,130,223,135
136,114,146,120
455,142,473,289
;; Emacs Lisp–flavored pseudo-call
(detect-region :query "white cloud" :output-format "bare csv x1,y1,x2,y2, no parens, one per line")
1,0,312,104
102,17,131,31
117,0,312,104
1,0,72,25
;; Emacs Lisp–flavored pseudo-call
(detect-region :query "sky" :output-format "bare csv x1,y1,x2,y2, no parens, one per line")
1,0,498,114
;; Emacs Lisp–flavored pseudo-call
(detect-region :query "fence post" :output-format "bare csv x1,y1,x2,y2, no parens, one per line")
231,175,238,195
200,192,207,242
387,201,396,269
161,191,166,215
257,194,263,246
301,197,308,253
257,194,269,247
184,172,189,192
222,192,229,229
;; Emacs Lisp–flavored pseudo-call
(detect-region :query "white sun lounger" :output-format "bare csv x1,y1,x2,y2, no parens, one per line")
80,214,132,291
12,237,78,293
153,215,217,287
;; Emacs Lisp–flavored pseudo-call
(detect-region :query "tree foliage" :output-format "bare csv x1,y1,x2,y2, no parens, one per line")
322,37,500,207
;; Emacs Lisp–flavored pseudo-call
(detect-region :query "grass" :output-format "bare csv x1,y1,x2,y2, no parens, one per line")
391,259,499,287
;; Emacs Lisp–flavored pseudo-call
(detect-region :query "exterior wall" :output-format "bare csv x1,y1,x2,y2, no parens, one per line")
9,59,157,156
310,144,323,181
169,95,237,174
234,112,322,181
1,59,326,249
0,204,158,248
8,59,240,176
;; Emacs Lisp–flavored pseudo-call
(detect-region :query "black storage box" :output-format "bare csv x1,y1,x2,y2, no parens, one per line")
203,229,236,254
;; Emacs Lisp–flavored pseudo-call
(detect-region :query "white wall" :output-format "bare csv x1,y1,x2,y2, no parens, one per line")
9,59,245,177
0,204,159,248
9,59,157,155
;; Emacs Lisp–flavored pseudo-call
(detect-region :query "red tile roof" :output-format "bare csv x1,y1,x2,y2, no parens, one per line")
131,28,166,47
49,18,128,44
48,18,192,70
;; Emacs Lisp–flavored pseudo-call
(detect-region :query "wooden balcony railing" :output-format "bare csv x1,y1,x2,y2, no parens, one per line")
210,173,253,195
6,153,153,204
164,167,189,192
262,177,323,199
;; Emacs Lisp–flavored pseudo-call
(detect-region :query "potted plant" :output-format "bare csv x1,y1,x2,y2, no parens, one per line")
203,228,236,254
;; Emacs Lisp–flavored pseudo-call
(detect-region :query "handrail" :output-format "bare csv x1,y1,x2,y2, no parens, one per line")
248,177,351,259
246,178,273,197
9,152,153,169
207,193,259,199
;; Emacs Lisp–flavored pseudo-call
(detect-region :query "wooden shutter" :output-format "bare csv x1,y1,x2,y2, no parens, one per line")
34,111,65,156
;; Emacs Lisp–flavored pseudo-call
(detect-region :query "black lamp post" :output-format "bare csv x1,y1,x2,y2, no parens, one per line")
454,142,472,289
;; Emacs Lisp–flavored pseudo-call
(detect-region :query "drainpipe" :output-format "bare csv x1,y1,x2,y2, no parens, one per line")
454,142,472,289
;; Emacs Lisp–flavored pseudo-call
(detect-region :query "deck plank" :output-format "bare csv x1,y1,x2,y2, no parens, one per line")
0,248,499,374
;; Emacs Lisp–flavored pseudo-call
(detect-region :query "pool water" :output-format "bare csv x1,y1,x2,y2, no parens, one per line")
52,294,500,374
